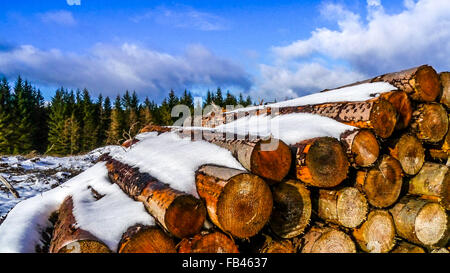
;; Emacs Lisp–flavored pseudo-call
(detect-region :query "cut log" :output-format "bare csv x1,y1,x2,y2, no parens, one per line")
104,157,206,239
390,197,449,247
259,237,297,253
379,91,413,130
356,155,403,208
317,187,368,228
439,72,450,108
122,138,140,148
408,163,449,210
293,137,349,188
301,225,356,253
340,129,379,167
352,210,396,253
178,231,239,253
118,224,177,253
270,180,311,238
195,165,273,239
388,133,425,175
410,103,448,143
391,241,426,253
430,248,450,253
49,196,111,253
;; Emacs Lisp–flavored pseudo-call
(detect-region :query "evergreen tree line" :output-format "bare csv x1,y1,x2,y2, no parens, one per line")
0,77,253,156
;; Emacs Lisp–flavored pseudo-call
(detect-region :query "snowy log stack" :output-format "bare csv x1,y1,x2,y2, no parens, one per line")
48,65,449,253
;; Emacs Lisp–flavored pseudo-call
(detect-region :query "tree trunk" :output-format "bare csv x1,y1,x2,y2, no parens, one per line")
439,72,450,108
388,133,425,175
410,103,448,143
177,231,239,253
390,196,449,247
269,180,311,239
317,187,368,228
340,129,379,167
391,241,426,253
103,156,206,239
293,137,349,188
118,224,177,253
356,155,403,208
352,210,396,253
300,225,356,253
195,165,273,239
49,196,111,253
408,162,449,210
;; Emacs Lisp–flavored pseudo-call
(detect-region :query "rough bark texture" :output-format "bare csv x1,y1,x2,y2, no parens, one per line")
293,137,349,188
195,165,273,239
118,224,177,253
177,231,239,253
391,241,426,253
356,155,403,208
352,210,396,253
102,156,206,239
390,197,449,247
49,197,111,253
439,72,450,108
317,187,368,228
340,129,379,167
410,103,448,143
270,180,311,238
408,162,449,210
388,133,425,175
301,225,356,253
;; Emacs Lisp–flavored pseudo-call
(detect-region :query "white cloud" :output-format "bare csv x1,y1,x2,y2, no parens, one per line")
40,10,76,26
67,0,81,6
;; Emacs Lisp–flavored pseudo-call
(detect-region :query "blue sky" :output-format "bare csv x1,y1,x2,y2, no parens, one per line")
0,0,449,102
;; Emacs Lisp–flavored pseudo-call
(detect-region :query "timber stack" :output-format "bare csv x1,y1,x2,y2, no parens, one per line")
45,65,448,253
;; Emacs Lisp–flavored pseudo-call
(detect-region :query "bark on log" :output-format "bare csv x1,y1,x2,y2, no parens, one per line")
178,231,239,253
104,157,206,239
410,103,448,143
439,72,450,108
390,197,449,247
301,225,356,253
356,155,403,208
0,175,20,198
391,241,426,253
259,237,297,253
352,210,396,253
195,165,273,239
49,196,111,253
293,137,349,188
408,162,449,210
270,180,311,239
388,133,425,175
118,224,177,253
340,129,379,167
317,187,368,228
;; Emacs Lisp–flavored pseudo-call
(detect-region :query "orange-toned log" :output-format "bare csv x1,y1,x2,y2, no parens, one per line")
352,210,396,253
259,237,297,253
293,137,349,188
317,187,368,228
390,196,449,247
388,133,425,175
103,156,206,239
340,129,379,167
430,248,450,253
49,197,111,253
195,165,273,239
410,103,448,143
301,225,356,253
439,72,450,108
118,224,176,253
379,91,413,130
270,180,311,238
408,162,449,210
391,241,426,253
177,231,239,253
356,155,403,208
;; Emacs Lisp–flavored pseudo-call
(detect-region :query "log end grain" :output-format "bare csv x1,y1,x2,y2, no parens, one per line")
178,231,239,253
380,91,413,130
414,65,441,102
391,242,426,253
335,188,368,228
369,99,398,139
351,130,380,167
414,202,448,246
57,241,111,253
301,226,356,253
412,103,449,143
440,72,450,108
353,210,396,253
260,239,297,253
251,138,292,183
390,134,425,175
118,225,177,253
165,195,207,239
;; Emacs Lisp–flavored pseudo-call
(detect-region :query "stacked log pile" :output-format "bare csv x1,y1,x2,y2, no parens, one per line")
47,65,449,253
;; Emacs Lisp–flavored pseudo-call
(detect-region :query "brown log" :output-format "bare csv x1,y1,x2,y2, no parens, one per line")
317,187,368,228
259,237,297,253
177,231,239,253
391,241,426,253
49,196,111,253
410,103,448,143
195,165,273,239
430,247,450,253
118,224,177,253
356,155,403,208
104,157,206,239
121,138,140,148
340,129,379,167
408,162,449,210
270,180,311,238
293,137,349,188
388,133,425,175
379,91,413,130
301,225,356,253
439,72,450,108
352,210,396,253
390,197,449,247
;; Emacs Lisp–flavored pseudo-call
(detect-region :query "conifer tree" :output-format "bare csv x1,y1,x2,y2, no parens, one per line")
13,78,34,154
0,78,14,154
47,88,68,155
107,95,125,145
